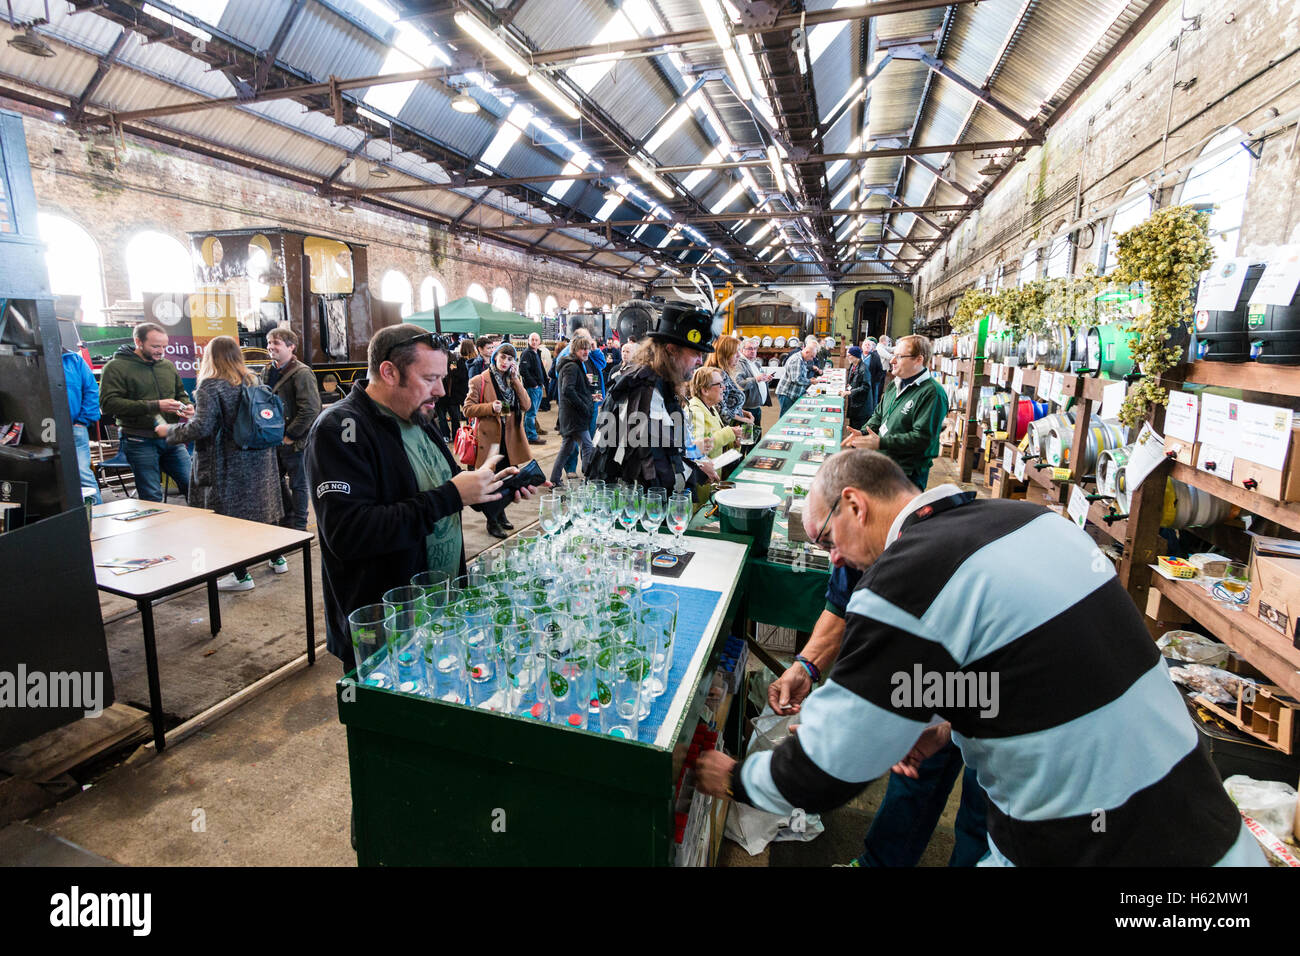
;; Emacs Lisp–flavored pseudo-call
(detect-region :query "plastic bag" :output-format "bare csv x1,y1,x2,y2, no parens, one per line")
1223,775,1297,838
723,707,825,855
1167,663,1256,704
1157,630,1230,666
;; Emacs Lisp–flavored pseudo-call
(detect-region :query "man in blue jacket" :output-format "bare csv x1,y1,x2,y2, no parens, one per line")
306,325,539,674
63,346,102,504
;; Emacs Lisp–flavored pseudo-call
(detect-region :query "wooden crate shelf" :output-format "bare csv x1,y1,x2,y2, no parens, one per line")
1169,462,1300,537
1150,574,1300,702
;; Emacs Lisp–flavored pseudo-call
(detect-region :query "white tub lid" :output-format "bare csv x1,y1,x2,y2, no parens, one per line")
715,486,781,510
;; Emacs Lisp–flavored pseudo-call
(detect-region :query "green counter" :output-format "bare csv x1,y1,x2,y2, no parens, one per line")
339,534,752,866
690,387,846,632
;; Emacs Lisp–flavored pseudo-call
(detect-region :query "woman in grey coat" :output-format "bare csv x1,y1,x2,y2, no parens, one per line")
156,335,283,592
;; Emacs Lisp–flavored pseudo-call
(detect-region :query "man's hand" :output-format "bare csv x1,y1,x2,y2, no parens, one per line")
282,436,293,445
153,423,170,438
158,399,185,414
694,750,737,799
768,662,813,714
452,454,514,505
698,459,720,483
178,403,195,420
891,722,952,779
840,426,862,449
858,427,882,450
840,389,850,397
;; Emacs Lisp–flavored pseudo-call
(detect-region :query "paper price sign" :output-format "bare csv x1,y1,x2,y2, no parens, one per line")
1013,454,1028,482
1003,445,1016,473
1011,366,1024,394
1067,485,1090,528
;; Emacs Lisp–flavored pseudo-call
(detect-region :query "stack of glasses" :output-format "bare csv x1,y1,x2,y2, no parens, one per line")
344,503,686,742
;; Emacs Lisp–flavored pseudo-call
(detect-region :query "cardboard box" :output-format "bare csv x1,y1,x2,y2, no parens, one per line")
1235,426,1300,501
1246,551,1300,645
1163,436,1197,467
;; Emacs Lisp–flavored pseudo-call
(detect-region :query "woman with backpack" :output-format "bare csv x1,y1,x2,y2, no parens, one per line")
155,335,283,592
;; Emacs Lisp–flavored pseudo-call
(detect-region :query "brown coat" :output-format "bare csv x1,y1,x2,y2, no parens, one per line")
463,369,532,468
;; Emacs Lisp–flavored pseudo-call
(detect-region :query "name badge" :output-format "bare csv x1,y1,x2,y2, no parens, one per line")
879,422,889,437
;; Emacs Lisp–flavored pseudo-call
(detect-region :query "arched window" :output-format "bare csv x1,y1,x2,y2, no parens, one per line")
1044,235,1071,279
491,286,512,311
125,230,194,301
1101,182,1152,275
1179,126,1253,265
467,283,488,302
544,294,559,314
603,303,612,313
37,213,106,323
524,292,542,317
568,298,580,313
583,300,593,312
419,276,447,312
381,270,413,318
1017,250,1040,286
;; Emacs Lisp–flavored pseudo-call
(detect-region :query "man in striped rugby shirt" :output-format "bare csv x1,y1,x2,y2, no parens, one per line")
697,450,1264,866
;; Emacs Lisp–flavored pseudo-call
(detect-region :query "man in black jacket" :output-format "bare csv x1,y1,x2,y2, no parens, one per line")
519,332,548,444
306,325,538,674
262,327,322,560
549,336,599,484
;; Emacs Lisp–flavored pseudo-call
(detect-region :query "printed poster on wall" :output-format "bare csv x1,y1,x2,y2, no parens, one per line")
143,291,239,392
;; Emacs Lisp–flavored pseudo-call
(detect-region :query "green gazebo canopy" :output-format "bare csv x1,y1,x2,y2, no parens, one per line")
406,296,542,337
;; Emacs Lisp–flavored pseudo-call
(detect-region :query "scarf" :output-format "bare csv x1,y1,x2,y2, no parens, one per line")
490,366,517,413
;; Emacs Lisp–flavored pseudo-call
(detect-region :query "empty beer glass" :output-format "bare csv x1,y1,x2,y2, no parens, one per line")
347,604,395,687
544,633,597,730
596,643,646,740
503,627,549,721
637,604,675,703
420,615,467,704
640,590,679,698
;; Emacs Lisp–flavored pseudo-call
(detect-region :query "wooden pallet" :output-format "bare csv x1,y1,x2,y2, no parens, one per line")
0,703,152,783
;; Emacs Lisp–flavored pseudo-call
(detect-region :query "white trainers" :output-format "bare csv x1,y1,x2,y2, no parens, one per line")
217,573,255,592
268,556,289,574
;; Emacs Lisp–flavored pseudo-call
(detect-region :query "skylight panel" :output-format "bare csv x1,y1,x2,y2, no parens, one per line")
480,104,532,169
710,181,745,214
363,47,421,117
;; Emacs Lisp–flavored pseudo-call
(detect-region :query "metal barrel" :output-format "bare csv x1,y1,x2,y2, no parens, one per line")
1168,479,1235,529
1096,444,1133,497
1046,417,1123,471
1084,323,1136,378
1026,410,1075,459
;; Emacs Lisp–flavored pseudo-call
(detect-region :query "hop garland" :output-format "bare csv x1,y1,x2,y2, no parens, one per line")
1112,206,1213,427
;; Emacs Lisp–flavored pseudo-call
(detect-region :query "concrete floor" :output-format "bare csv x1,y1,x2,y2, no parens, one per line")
4,399,984,867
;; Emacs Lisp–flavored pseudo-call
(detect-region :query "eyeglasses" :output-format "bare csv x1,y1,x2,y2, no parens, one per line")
707,380,724,388
379,330,452,365
811,496,841,550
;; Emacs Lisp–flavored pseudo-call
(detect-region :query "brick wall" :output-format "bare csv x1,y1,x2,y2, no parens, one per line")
15,107,636,320
915,0,1300,316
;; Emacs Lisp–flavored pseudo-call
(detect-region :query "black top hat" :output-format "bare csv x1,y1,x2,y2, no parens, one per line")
645,300,720,353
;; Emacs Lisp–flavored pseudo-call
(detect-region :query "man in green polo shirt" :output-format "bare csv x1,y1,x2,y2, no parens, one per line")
843,334,947,489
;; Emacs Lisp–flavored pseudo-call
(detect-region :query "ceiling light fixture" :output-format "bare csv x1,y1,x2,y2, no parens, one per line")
767,145,787,192
628,157,674,199
604,184,622,204
698,0,751,100
979,158,1004,176
453,11,530,76
526,71,581,120
451,91,480,113
8,26,54,57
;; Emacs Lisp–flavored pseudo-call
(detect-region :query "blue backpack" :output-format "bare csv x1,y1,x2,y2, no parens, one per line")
231,383,285,450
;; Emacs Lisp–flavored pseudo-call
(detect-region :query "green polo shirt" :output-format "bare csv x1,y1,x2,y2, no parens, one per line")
374,401,462,578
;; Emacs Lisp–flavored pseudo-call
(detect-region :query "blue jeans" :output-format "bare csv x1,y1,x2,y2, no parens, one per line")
567,401,601,473
778,393,798,416
72,424,102,505
524,386,543,441
277,445,309,531
122,434,191,503
858,740,989,867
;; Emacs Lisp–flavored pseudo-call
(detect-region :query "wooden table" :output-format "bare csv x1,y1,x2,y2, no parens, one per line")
89,499,211,542
92,511,316,750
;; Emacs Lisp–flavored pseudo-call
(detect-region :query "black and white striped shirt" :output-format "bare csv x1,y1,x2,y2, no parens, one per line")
731,485,1264,866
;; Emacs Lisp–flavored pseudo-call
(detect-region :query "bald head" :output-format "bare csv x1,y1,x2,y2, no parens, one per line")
528,333,541,348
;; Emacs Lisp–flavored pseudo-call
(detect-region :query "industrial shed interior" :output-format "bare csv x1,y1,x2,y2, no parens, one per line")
0,0,1297,882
